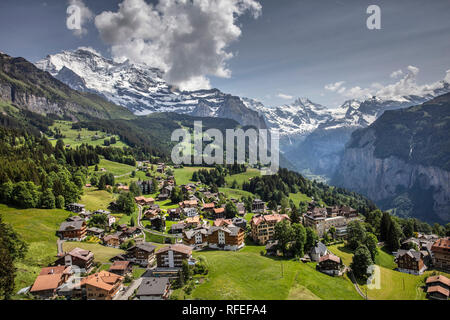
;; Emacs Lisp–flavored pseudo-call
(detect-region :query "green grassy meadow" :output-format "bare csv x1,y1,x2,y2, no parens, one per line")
62,242,125,264
0,205,70,294
49,120,128,148
174,244,362,300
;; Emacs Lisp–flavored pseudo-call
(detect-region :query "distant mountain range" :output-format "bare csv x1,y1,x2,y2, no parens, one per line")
35,49,450,182
36,49,267,130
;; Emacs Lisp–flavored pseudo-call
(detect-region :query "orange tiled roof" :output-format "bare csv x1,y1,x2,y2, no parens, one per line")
432,237,450,250
426,275,450,287
319,254,341,264
213,218,232,227
251,213,290,226
213,208,225,214
30,274,64,293
82,271,123,291
427,285,449,297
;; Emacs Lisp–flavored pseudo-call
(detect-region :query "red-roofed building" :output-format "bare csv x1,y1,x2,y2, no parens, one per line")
318,254,343,276
431,237,450,272
30,266,72,299
250,213,290,245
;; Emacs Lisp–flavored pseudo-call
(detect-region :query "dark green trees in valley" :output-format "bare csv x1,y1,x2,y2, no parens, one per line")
0,216,27,299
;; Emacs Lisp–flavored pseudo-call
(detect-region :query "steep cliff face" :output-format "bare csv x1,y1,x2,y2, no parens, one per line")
216,95,267,129
0,53,132,120
334,94,450,223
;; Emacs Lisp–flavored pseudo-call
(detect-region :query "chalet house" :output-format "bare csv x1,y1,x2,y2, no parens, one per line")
82,271,124,300
232,217,247,229
310,241,328,262
58,220,87,241
79,211,93,220
158,186,173,200
136,277,170,300
250,213,290,245
395,249,427,275
117,185,130,192
93,209,110,216
135,196,155,206
144,208,161,220
170,223,187,234
431,237,450,272
212,207,225,219
201,202,216,214
127,243,157,267
149,215,166,232
168,208,182,220
304,206,358,237
156,244,193,269
183,227,209,249
122,227,142,239
55,247,94,272
103,234,121,247
183,216,203,228
426,285,449,300
317,254,343,276
30,266,72,299
252,199,265,213
86,227,105,237
236,202,246,216
426,275,450,300
418,233,439,242
183,207,199,218
109,261,132,276
179,200,198,209
207,224,245,251
66,203,85,214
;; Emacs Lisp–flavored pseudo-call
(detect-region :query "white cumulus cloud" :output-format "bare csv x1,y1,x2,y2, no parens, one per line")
390,69,403,78
277,93,293,100
94,0,262,91
325,66,450,101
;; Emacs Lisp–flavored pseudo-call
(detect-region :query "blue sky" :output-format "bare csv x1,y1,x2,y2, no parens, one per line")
0,0,449,107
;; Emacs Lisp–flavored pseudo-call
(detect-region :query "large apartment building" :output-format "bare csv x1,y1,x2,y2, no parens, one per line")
303,205,359,237
431,237,450,272
250,213,290,245
156,244,193,269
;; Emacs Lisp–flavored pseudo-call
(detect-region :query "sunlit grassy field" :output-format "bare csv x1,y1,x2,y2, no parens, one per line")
327,243,450,300
173,244,362,300
0,204,71,295
80,187,117,212
48,120,128,148
62,242,125,264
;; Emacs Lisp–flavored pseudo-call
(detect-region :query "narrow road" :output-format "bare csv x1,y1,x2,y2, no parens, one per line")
348,270,369,300
136,205,178,239
114,278,143,300
114,170,136,179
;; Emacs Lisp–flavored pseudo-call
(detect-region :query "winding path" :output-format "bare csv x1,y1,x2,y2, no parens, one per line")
348,270,369,300
136,205,179,240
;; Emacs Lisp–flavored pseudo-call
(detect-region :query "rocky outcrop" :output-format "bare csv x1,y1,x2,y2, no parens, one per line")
216,95,267,129
334,128,450,223
0,52,132,120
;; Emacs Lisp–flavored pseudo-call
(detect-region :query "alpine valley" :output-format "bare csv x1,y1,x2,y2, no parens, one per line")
33,48,450,224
